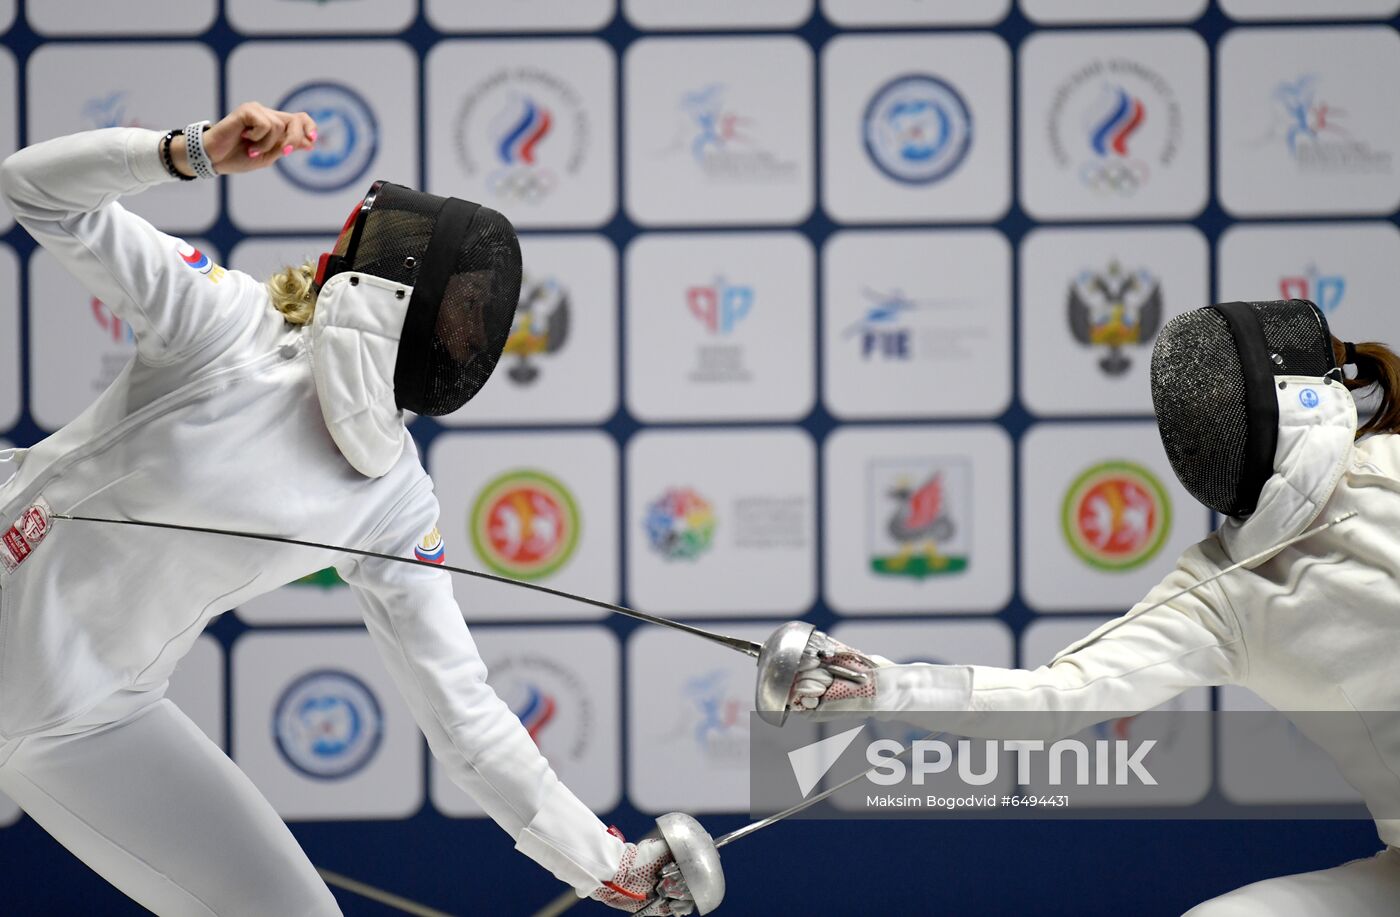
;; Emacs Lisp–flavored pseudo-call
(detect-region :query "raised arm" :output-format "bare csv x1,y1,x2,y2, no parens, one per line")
0,103,315,363
801,544,1246,740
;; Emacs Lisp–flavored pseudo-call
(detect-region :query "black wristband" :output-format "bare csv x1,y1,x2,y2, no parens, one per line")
160,129,195,182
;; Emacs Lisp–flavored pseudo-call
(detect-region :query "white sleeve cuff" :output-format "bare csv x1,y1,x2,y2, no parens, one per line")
878,663,974,713
123,127,177,186
514,780,625,895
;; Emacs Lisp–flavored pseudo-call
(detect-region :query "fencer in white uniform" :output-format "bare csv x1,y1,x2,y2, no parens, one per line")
0,104,693,916
793,301,1400,915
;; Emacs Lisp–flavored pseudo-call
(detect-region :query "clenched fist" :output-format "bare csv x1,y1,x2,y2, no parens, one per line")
171,101,318,176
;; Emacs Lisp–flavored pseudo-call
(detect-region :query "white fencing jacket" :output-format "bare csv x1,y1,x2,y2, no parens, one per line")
860,373,1400,846
0,128,623,893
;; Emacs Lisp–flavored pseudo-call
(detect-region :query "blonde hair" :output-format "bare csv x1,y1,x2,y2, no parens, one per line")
267,261,318,325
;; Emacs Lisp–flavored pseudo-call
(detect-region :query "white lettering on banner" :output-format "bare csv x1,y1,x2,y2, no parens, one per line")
864,738,1158,787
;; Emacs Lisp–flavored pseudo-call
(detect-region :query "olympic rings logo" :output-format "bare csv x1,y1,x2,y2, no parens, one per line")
488,166,559,203
1077,158,1151,195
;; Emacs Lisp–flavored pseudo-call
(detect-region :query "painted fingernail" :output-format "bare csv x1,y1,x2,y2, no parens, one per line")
282,144,294,156
307,129,318,142
248,148,261,159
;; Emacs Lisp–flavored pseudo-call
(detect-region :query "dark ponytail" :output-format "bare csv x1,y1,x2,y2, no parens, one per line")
1332,336,1400,437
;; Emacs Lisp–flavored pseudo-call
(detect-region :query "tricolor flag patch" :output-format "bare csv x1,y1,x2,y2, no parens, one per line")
177,242,226,283
414,527,445,564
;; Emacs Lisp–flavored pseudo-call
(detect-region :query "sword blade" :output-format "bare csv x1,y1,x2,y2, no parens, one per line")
710,511,1363,849
52,513,762,659
713,734,933,850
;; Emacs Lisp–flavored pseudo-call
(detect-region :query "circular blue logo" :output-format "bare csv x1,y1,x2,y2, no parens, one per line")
274,670,383,779
1299,388,1320,409
863,75,973,185
276,82,379,192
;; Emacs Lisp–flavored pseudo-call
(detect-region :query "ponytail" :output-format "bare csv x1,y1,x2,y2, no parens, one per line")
1331,336,1400,437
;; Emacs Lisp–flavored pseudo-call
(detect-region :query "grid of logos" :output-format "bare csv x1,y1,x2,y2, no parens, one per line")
0,2,1397,823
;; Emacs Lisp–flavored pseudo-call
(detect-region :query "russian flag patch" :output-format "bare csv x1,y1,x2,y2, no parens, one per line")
414,527,445,564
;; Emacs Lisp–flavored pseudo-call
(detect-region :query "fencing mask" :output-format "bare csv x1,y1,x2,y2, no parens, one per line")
1150,299,1337,518
309,181,521,477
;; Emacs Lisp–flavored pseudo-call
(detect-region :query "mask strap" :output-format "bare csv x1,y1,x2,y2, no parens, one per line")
393,197,481,412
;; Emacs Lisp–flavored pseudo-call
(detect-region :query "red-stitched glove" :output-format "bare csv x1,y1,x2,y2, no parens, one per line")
590,837,694,915
789,633,890,713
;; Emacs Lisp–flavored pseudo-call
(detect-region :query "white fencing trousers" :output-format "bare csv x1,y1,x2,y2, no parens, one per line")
1183,848,1400,916
0,691,342,916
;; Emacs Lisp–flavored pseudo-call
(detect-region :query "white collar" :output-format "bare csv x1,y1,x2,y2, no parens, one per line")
306,272,412,478
1218,374,1356,564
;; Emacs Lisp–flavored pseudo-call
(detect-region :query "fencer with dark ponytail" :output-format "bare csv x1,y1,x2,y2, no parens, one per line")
1332,336,1400,437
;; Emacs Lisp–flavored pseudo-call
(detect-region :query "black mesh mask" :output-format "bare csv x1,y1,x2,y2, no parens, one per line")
316,181,522,416
1150,299,1336,518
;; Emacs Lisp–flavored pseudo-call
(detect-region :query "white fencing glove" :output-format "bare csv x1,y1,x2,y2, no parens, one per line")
590,836,695,915
789,633,892,714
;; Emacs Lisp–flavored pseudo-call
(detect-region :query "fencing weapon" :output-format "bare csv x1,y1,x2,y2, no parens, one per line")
641,509,1361,913
49,512,866,726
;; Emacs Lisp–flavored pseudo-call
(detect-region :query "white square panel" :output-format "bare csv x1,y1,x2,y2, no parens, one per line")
1020,422,1212,612
1217,27,1400,217
0,48,15,233
228,41,418,231
1020,0,1206,24
228,0,416,34
625,232,814,423
233,631,424,820
823,229,1011,420
28,242,218,431
822,34,1011,223
1019,226,1209,417
428,0,615,32
624,37,814,227
628,624,812,813
27,43,219,233
427,431,619,621
441,234,618,427
426,39,616,229
1020,29,1209,220
0,1,13,33
627,429,816,617
0,245,18,431
824,425,1013,614
626,0,811,28
432,626,621,816
1216,223,1400,347
28,0,215,34
1221,0,1399,19
824,0,1010,26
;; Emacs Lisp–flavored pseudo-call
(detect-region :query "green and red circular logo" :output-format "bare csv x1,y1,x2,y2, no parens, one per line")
1061,461,1171,571
471,470,580,580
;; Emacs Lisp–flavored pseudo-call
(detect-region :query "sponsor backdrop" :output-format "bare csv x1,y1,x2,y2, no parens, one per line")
0,2,1396,914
